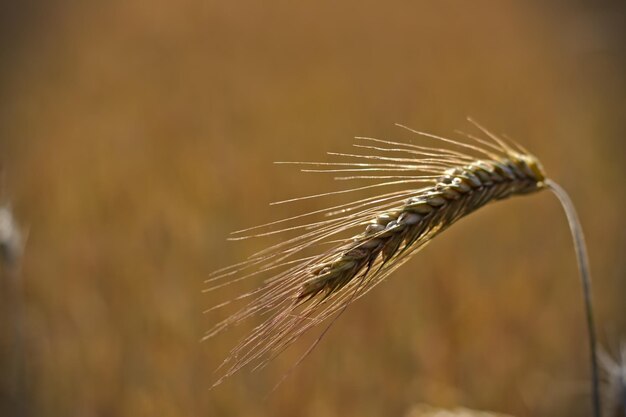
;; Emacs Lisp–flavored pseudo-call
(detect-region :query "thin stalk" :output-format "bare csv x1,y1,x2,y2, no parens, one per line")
546,179,601,417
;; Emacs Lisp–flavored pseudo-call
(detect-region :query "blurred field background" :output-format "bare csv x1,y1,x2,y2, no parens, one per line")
0,1,625,416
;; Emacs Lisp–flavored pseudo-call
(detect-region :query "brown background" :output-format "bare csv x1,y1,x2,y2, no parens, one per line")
0,1,625,416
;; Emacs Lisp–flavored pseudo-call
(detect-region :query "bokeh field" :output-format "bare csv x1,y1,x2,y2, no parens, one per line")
0,1,625,416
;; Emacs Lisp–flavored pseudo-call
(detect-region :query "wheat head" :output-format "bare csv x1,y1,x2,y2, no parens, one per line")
204,119,555,388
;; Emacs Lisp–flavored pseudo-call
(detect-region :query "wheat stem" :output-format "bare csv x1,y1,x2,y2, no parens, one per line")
546,179,601,417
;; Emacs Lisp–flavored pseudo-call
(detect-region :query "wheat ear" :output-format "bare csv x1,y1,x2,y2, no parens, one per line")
205,121,600,416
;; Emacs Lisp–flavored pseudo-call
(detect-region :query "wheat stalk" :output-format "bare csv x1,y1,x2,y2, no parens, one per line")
548,179,601,417
205,120,600,416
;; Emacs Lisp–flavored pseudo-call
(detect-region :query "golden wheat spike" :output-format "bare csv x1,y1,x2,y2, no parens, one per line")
205,122,600,417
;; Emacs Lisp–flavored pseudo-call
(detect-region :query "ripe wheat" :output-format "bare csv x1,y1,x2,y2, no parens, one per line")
205,119,599,415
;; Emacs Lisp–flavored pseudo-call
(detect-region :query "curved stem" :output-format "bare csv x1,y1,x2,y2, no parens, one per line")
546,179,601,417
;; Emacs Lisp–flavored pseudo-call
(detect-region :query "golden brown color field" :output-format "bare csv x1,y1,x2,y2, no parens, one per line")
0,1,625,416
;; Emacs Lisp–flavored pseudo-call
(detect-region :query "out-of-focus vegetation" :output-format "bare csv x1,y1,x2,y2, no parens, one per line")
0,1,624,416
405,404,514,417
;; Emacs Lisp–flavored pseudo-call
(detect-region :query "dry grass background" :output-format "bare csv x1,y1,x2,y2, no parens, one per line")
0,1,625,416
